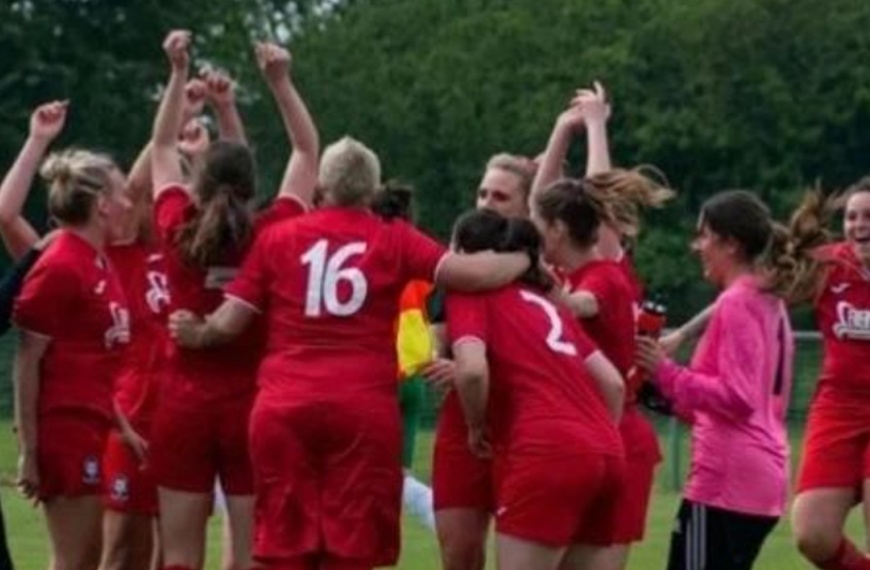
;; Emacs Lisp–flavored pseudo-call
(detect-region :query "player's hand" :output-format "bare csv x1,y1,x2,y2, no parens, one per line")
571,81,610,126
169,309,203,348
467,428,493,459
658,329,685,356
121,426,149,465
555,101,585,134
635,336,665,374
178,118,210,159
29,100,69,142
419,358,456,390
182,78,208,122
255,42,291,84
202,69,236,108
17,451,40,504
163,30,191,71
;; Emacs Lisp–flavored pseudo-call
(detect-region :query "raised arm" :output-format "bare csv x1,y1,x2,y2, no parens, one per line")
0,101,67,259
530,103,584,210
151,30,192,195
256,42,319,207
580,81,612,177
204,70,247,144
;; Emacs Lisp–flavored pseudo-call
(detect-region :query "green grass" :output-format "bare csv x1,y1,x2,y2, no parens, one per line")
2,421,866,570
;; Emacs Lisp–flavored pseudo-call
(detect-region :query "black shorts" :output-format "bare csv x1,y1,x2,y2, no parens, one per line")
667,500,778,570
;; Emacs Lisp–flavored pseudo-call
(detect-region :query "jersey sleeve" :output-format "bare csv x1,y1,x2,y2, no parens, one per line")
13,259,78,338
655,296,766,421
445,292,488,348
396,222,449,284
153,185,193,245
225,228,276,313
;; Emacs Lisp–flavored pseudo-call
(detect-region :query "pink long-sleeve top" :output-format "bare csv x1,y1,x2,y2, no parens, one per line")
654,275,793,517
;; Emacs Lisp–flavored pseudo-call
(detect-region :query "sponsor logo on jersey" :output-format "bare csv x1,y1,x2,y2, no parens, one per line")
205,266,238,290
110,474,130,503
105,302,132,348
145,270,171,314
82,455,101,485
834,301,870,340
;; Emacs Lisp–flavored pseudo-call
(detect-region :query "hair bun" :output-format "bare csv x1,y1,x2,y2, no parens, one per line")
40,151,75,185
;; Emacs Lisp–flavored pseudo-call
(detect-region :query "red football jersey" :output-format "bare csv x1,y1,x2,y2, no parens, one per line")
14,230,130,420
814,242,870,391
226,207,447,402
107,241,171,428
154,185,306,400
565,260,637,388
445,284,622,456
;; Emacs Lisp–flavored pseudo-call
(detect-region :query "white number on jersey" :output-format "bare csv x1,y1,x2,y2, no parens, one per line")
301,239,369,317
519,290,577,356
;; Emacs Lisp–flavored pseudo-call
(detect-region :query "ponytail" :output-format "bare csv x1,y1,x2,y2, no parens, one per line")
176,185,253,267
584,166,676,238
762,189,836,303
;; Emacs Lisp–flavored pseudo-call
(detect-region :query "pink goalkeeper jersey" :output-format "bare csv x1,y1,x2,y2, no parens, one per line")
653,275,793,517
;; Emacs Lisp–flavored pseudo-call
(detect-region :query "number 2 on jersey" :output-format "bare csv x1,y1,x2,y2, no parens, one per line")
520,290,577,356
301,239,369,317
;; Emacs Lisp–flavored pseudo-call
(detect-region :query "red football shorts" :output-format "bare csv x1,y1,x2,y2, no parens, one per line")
493,451,626,547
250,395,403,568
797,387,870,493
150,391,254,495
432,412,494,512
102,429,158,516
610,407,661,543
37,411,111,500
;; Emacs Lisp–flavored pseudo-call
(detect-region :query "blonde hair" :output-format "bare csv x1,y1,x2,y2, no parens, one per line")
40,149,118,226
584,166,675,237
485,153,537,201
319,136,381,207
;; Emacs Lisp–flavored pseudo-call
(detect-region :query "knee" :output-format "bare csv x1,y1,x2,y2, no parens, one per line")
794,524,840,563
439,536,485,570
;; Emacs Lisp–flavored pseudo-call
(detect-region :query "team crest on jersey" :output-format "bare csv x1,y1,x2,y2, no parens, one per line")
104,302,132,348
110,475,130,503
145,270,171,313
205,266,238,290
834,301,870,340
82,455,101,485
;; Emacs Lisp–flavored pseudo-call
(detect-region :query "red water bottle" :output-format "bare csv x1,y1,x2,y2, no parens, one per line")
636,300,667,340
629,299,668,407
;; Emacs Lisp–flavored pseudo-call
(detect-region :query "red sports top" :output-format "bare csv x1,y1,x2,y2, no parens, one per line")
107,241,170,428
226,207,447,403
154,185,306,401
565,260,638,399
14,230,130,421
445,284,623,456
814,242,870,392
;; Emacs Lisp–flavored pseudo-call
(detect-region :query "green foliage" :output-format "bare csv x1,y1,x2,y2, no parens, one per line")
2,0,870,317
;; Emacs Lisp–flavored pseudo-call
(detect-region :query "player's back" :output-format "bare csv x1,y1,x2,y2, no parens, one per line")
449,283,622,457
237,206,446,401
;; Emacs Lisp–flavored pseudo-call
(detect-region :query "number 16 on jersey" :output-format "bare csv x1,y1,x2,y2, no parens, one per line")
301,239,369,317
